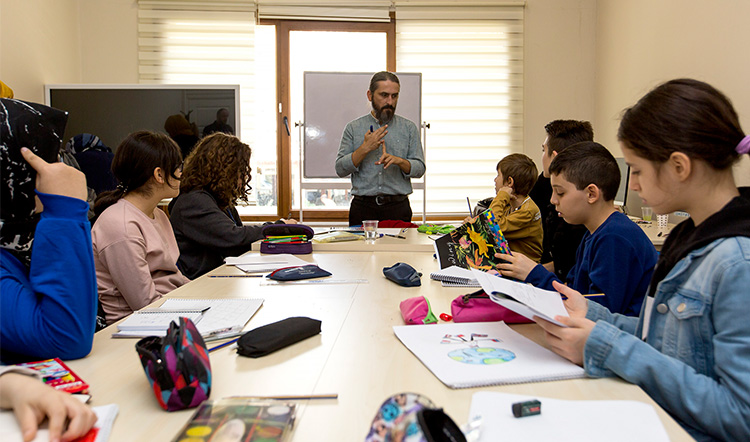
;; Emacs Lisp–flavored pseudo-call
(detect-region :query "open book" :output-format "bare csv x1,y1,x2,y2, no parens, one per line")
433,209,511,271
394,322,584,388
429,266,481,287
471,268,569,326
112,298,263,339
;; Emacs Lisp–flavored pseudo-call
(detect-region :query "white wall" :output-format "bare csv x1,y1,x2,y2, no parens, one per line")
595,0,750,213
78,0,139,84
522,0,597,160
0,0,82,102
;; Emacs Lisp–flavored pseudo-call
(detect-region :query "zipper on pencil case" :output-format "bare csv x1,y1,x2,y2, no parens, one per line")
462,290,489,303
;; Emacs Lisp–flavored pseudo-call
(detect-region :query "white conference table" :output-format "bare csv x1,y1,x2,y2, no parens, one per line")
67,251,692,441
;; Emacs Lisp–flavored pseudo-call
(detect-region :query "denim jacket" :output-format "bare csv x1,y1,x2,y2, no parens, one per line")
583,236,750,441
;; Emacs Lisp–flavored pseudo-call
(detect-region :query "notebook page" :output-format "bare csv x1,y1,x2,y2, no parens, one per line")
471,269,568,326
160,298,264,337
116,311,203,331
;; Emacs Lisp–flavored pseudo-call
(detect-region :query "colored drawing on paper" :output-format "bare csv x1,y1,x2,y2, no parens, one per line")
448,347,516,365
441,333,516,365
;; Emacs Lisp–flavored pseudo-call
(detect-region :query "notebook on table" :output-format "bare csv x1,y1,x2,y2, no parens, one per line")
393,321,584,389
112,298,263,339
429,265,481,287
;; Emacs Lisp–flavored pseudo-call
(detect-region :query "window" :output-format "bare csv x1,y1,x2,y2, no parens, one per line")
396,6,524,215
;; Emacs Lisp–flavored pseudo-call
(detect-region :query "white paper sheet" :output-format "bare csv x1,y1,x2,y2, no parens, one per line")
224,254,310,273
469,392,669,442
0,403,118,442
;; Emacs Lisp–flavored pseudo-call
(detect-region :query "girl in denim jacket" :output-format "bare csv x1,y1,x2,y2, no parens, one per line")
536,79,750,441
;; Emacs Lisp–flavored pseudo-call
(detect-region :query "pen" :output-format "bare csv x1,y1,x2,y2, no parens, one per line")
208,337,239,352
210,275,265,278
370,125,374,132
561,293,606,300
383,233,406,239
228,394,338,400
203,331,244,342
467,197,473,216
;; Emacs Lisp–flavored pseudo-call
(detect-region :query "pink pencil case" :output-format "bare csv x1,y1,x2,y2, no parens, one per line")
451,290,532,323
399,296,438,325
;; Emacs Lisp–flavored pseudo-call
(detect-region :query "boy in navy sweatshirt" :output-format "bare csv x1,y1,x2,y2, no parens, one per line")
495,141,657,316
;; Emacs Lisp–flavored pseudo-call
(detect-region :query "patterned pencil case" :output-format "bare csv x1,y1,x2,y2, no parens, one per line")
135,317,212,411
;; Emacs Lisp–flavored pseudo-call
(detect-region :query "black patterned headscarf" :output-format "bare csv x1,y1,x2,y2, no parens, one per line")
0,99,68,266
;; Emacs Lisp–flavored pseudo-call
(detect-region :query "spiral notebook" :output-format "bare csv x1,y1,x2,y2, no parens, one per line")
393,321,584,389
112,298,263,339
429,266,481,287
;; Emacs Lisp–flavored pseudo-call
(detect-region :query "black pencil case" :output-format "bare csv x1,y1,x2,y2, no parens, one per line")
236,317,321,358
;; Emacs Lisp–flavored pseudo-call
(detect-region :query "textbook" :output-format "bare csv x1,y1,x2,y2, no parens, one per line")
429,265,481,287
393,321,584,389
433,209,511,271
172,398,296,442
112,298,263,339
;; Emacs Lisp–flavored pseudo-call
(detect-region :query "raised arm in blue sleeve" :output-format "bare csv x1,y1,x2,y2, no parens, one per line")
1,192,96,362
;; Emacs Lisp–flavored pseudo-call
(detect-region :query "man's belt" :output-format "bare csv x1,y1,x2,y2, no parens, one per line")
355,194,409,206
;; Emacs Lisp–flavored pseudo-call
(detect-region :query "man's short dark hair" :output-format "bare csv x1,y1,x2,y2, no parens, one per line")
544,120,594,154
216,108,228,117
496,153,539,196
549,141,620,202
369,71,400,94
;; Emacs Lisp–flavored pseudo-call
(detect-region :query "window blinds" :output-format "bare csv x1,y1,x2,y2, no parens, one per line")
396,6,524,214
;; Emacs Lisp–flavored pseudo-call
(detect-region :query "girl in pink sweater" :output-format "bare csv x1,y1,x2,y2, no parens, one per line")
92,131,189,325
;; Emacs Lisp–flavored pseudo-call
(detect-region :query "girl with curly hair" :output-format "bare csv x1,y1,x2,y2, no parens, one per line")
169,133,295,279
92,131,189,325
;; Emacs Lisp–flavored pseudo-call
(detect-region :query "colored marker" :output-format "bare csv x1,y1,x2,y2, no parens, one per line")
370,125,374,132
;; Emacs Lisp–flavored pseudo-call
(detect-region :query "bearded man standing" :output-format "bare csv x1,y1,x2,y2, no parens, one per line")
335,71,426,226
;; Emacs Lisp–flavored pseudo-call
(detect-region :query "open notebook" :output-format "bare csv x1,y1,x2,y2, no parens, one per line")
394,322,584,389
112,298,263,339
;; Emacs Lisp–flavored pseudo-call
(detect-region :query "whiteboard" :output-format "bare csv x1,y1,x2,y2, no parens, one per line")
303,72,422,179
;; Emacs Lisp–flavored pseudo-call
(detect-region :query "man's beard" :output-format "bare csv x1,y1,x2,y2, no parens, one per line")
373,104,395,124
